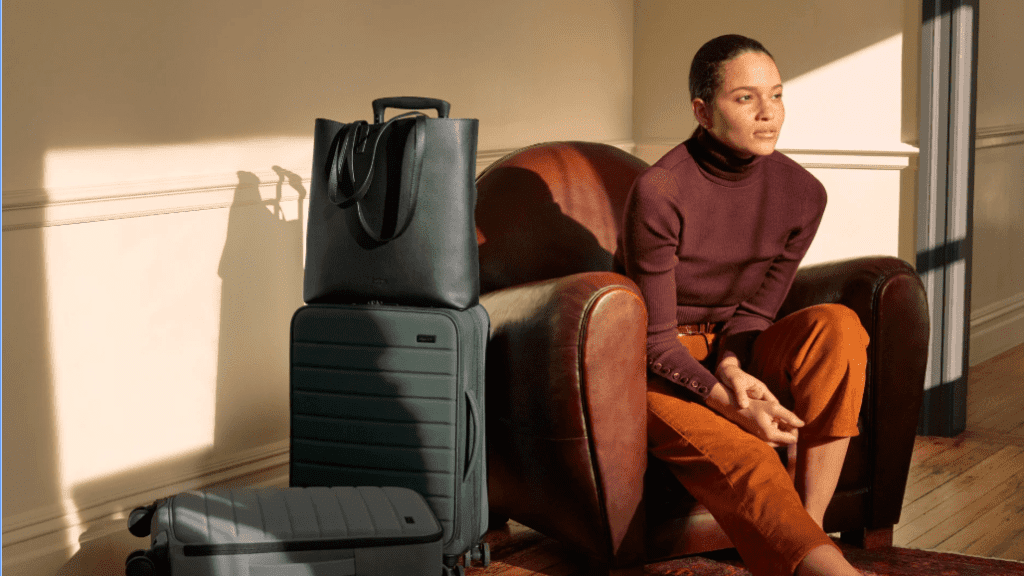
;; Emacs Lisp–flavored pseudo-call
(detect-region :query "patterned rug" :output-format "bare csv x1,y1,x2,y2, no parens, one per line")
475,522,1024,576
649,545,1024,575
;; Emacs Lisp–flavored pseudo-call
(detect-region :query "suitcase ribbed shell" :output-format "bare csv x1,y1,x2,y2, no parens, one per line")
289,304,489,563
169,486,440,550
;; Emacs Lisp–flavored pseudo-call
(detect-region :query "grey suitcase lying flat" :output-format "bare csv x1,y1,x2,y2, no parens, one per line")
125,486,443,576
289,303,489,570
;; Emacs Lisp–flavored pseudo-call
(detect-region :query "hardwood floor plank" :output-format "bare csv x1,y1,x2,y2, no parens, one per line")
893,345,1024,563
907,436,956,467
961,429,1024,447
899,458,1024,549
974,402,1024,434
896,443,1024,539
898,436,1003,506
1001,523,1024,562
967,346,1023,426
941,469,1024,559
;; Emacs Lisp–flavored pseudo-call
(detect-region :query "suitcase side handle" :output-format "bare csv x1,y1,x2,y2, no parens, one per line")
464,390,481,482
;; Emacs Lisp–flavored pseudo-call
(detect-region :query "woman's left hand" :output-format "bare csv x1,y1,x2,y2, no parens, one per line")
716,358,778,409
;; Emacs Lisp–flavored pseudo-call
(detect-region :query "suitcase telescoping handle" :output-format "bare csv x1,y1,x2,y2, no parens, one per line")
372,97,450,123
465,390,481,482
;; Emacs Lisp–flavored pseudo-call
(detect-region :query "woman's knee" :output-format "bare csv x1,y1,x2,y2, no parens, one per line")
803,304,869,350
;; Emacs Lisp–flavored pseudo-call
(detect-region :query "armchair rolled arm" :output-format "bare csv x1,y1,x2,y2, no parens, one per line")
780,256,930,529
480,271,648,566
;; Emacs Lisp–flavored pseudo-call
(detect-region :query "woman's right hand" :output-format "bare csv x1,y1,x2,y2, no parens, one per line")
705,382,804,446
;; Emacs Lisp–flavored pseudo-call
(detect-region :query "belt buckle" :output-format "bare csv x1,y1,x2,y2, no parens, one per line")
679,322,715,335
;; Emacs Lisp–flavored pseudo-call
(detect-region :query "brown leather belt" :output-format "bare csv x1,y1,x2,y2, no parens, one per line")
677,322,721,335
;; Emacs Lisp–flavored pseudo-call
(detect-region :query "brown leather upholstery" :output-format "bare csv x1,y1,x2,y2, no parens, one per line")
476,142,646,292
475,141,929,574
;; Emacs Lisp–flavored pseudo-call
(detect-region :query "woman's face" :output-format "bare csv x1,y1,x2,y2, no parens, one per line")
693,51,784,158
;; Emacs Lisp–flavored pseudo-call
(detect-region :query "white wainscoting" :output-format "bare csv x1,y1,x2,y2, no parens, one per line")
970,123,1024,364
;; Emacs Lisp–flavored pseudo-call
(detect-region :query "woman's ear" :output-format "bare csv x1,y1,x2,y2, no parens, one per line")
692,98,711,129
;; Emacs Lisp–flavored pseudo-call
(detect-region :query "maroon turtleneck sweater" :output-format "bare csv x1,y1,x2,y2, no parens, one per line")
614,128,826,400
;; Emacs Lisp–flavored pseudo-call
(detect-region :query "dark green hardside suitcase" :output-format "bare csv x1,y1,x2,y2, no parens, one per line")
289,303,489,570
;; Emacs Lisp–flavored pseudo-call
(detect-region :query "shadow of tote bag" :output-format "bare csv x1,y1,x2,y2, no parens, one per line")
304,97,480,310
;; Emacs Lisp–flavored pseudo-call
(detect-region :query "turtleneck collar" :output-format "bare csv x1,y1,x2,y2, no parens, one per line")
688,126,766,183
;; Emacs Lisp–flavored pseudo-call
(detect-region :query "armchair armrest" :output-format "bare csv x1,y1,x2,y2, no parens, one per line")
779,256,930,530
480,271,648,566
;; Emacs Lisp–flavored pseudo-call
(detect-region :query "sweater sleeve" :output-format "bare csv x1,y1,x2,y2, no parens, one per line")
717,180,827,368
621,168,720,400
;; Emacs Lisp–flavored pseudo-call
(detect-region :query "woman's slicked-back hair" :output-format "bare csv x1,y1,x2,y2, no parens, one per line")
689,34,774,104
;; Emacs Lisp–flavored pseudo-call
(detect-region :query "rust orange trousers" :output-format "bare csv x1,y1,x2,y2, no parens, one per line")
647,304,869,576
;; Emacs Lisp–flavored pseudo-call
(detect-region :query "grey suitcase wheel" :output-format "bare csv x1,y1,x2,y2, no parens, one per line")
462,542,491,568
127,505,156,537
125,550,156,576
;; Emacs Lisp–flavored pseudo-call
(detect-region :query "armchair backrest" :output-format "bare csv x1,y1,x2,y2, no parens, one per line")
474,141,650,293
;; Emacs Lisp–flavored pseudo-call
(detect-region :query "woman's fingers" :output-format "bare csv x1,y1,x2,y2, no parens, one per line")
769,403,805,429
755,411,800,445
721,367,778,409
734,382,751,408
766,427,800,445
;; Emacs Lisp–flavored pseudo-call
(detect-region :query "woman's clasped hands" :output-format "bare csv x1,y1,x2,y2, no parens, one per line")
707,357,804,447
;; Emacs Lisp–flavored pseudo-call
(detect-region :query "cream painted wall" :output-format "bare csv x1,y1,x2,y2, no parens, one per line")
632,0,919,268
2,2,634,574
968,0,1024,363
633,0,909,147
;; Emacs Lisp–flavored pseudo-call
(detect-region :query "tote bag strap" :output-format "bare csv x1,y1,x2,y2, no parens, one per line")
355,114,426,243
325,120,367,208
326,111,422,208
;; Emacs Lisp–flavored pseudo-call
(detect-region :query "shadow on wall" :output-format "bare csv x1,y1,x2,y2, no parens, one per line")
214,169,305,454
63,168,307,570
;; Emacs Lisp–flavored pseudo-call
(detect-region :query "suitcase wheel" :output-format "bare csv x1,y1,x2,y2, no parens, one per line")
125,550,156,576
127,504,157,538
442,566,465,576
462,542,491,568
480,542,491,567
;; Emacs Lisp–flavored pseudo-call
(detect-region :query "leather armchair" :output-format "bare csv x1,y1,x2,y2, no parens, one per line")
474,142,929,575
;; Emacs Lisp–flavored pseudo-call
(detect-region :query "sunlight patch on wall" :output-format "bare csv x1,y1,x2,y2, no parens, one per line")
44,210,226,487
41,138,309,490
777,33,906,150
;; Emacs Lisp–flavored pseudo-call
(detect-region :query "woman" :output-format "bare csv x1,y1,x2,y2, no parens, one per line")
615,35,868,576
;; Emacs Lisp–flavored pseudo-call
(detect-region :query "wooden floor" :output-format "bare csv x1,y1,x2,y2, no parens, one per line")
893,343,1024,561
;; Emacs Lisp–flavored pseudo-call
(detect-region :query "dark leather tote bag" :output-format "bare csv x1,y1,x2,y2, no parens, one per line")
304,97,481,309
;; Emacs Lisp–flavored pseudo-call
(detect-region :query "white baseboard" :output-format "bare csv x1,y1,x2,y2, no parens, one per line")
2,441,289,576
970,291,1024,365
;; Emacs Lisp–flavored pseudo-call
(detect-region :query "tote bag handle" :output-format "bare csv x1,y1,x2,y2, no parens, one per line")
326,113,426,243
355,114,426,243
